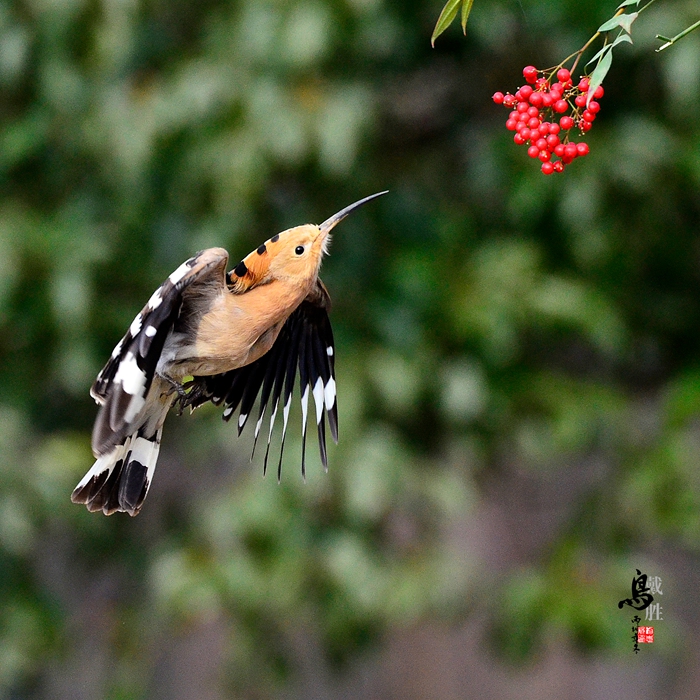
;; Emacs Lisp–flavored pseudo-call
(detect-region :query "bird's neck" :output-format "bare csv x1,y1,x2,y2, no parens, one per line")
187,277,312,375
236,277,311,325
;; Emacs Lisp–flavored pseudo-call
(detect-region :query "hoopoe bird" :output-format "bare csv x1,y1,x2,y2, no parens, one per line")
72,192,387,516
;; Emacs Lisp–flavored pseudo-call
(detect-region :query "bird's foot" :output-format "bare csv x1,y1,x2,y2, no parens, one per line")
158,372,188,399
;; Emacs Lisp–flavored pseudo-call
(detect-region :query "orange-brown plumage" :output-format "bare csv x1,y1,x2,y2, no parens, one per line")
71,192,387,516
192,277,306,374
179,223,332,377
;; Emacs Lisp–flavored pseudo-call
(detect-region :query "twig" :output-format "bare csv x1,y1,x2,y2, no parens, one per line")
656,18,700,52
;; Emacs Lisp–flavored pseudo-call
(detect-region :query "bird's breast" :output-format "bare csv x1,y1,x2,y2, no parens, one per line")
171,280,307,378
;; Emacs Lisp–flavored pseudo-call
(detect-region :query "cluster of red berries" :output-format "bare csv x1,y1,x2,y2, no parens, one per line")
492,66,604,174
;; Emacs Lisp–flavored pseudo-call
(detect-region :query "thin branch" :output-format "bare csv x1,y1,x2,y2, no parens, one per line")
569,7,625,75
656,18,700,52
637,0,659,15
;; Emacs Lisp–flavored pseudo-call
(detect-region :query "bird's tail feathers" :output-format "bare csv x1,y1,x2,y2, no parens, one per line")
72,427,162,516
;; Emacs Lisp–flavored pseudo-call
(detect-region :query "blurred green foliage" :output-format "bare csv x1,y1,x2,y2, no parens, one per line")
1,0,699,695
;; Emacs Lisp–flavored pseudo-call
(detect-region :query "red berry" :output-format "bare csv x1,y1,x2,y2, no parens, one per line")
529,92,543,108
593,85,604,99
501,69,598,173
523,65,538,83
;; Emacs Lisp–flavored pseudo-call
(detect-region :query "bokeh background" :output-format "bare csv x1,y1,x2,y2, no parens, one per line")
1,0,699,697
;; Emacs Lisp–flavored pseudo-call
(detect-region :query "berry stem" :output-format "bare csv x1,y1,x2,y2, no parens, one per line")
569,9,621,75
546,0,658,79
568,0,658,74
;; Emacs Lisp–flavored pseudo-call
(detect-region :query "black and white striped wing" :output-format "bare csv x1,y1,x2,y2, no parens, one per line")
91,248,229,455
183,285,337,479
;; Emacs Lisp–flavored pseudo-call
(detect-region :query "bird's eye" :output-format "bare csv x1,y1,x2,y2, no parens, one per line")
295,245,305,255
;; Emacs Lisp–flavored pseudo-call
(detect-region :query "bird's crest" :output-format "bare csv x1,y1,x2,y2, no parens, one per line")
227,226,318,293
227,231,296,293
227,244,271,293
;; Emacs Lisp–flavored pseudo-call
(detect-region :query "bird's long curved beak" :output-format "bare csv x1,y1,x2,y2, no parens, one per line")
319,191,388,233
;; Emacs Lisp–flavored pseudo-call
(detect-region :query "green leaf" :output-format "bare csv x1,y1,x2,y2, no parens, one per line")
617,0,640,8
598,16,623,32
618,12,638,33
587,30,633,67
598,12,638,34
432,0,462,46
585,44,613,67
587,47,613,107
611,32,633,47
461,0,474,34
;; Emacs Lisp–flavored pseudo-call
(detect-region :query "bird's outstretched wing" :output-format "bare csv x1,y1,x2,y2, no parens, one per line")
181,281,338,480
91,248,229,456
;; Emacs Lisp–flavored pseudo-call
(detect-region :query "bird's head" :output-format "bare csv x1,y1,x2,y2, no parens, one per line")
228,192,387,292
